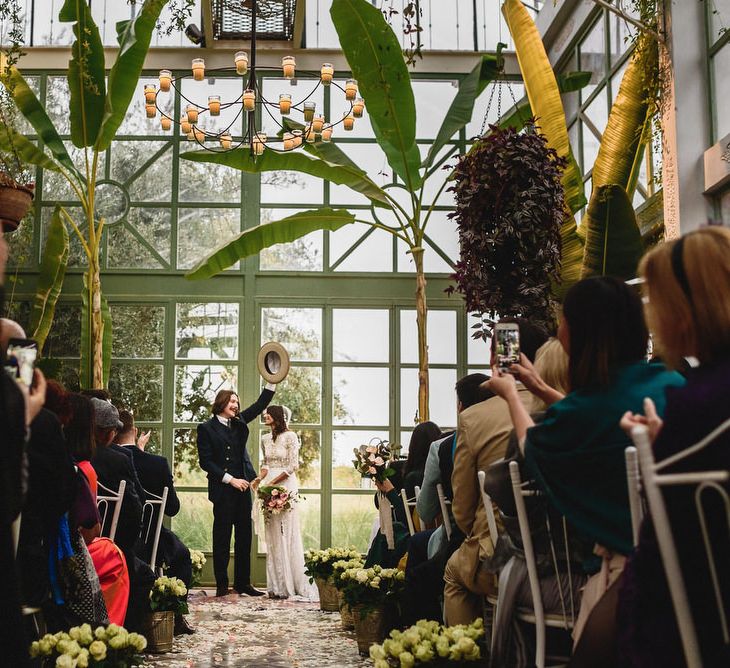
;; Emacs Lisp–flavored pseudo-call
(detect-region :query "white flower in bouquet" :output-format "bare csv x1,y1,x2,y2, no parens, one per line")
88,640,107,661
55,655,75,668
76,648,90,668
108,634,128,651
128,632,148,653
104,623,122,639
94,626,106,641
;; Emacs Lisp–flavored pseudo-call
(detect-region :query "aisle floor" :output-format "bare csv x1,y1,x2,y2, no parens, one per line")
142,590,371,668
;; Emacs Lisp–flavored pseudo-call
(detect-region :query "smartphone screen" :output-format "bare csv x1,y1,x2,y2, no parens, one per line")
4,338,38,387
495,325,520,371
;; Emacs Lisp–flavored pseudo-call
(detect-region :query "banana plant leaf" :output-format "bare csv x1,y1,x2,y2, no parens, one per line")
580,184,643,280
181,147,390,207
279,118,364,172
9,68,83,182
95,0,168,151
29,205,68,351
502,0,586,214
0,124,62,173
59,0,106,148
330,0,422,191
423,52,500,169
553,214,585,301
186,208,356,280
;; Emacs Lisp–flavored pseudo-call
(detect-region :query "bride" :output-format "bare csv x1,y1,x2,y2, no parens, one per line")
255,405,317,600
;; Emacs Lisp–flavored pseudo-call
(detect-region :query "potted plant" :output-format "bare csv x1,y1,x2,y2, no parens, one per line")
331,557,365,630
29,623,147,667
369,618,485,667
340,565,405,655
304,546,361,612
189,549,206,588
143,576,188,653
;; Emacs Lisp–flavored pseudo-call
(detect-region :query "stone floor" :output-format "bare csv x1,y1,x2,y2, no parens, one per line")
142,590,372,668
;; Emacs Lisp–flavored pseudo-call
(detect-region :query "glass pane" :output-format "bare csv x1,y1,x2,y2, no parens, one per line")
259,208,323,271
714,45,730,140
711,0,730,41
467,323,492,367
333,309,389,362
267,366,322,425
608,13,634,65
331,494,377,552
329,144,391,206
110,141,173,202
44,303,81,358
400,368,458,429
584,86,609,136
172,492,213,552
423,211,458,273
332,430,388,489
174,428,208,487
420,144,457,207
108,363,163,421
135,429,162,457
579,17,607,100
45,76,71,134
400,309,456,364
174,364,239,422
118,76,173,136
261,307,322,361
412,79,459,139
559,52,580,122
332,368,390,425
176,302,239,360
5,216,35,269
43,144,102,201
330,222,393,273
107,209,172,269
581,120,601,177
177,207,240,270
111,305,165,358
260,170,323,205
466,82,525,138
178,159,241,203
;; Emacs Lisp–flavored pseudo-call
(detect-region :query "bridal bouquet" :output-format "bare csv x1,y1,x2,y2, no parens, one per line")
257,484,297,522
304,546,362,583
352,439,396,483
369,618,485,667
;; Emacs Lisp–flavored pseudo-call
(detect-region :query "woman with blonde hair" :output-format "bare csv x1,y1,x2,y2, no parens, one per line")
618,227,730,667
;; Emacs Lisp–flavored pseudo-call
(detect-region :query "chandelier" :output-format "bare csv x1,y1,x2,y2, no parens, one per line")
142,0,365,155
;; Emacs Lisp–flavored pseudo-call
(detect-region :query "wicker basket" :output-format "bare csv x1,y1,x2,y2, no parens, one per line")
142,610,174,653
351,605,387,655
0,184,34,232
337,590,355,630
315,577,340,612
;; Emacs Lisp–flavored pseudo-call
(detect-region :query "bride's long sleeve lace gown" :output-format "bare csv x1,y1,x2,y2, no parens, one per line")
261,430,318,600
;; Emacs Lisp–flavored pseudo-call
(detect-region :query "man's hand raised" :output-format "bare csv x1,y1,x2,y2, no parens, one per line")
229,477,250,492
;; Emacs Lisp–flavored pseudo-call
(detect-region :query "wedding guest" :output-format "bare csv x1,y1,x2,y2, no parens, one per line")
402,421,442,499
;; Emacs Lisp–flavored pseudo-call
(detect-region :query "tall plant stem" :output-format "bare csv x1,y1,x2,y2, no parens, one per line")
412,246,429,423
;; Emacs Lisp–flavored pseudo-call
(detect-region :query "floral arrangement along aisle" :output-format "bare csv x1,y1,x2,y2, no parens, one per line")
331,557,366,630
30,623,147,667
304,546,362,612
189,549,206,587
369,619,485,667
144,576,189,653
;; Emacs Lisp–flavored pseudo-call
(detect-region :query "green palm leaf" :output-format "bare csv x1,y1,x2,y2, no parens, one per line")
0,124,62,173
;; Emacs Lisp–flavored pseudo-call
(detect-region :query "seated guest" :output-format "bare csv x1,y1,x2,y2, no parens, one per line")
445,318,549,625
486,276,685,643
615,228,730,667
402,421,442,500
115,410,195,635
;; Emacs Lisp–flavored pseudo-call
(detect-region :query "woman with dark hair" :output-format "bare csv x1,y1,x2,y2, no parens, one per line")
486,276,685,644
403,421,442,499
255,405,316,600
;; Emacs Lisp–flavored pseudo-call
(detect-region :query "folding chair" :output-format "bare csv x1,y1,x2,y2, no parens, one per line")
140,486,169,573
625,446,644,546
631,423,730,668
414,485,421,501
477,470,500,551
97,479,126,542
509,461,577,668
436,483,453,540
400,488,417,536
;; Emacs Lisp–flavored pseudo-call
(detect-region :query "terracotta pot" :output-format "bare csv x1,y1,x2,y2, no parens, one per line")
351,604,388,655
0,183,34,232
337,589,355,630
315,577,339,612
142,610,174,653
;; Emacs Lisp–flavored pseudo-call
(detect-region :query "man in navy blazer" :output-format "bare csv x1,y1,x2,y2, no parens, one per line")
197,385,275,596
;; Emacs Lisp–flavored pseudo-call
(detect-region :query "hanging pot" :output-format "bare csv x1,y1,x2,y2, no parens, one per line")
0,183,34,232
314,577,339,612
142,610,174,653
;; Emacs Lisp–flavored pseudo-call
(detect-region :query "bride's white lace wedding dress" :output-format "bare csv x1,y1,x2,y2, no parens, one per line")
260,430,317,600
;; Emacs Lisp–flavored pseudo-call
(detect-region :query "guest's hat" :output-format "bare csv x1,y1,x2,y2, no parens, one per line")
90,397,124,430
257,341,290,384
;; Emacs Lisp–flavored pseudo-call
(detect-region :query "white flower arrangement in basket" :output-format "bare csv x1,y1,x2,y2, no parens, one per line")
303,546,362,583
190,549,206,587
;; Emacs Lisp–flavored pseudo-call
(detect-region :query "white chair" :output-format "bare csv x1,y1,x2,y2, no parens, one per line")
477,470,500,551
625,446,644,546
631,423,730,668
97,479,126,542
436,483,453,540
400,488,417,536
414,485,421,501
140,486,169,572
509,461,576,668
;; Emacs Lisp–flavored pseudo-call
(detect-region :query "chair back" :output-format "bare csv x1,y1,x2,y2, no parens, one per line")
97,479,126,542
631,423,730,668
140,486,169,572
414,485,421,501
436,483,452,540
400,488,417,536
477,470,499,550
625,446,644,546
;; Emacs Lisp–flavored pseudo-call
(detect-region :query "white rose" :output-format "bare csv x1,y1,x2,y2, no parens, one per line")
55,655,74,668
88,640,107,661
76,649,89,668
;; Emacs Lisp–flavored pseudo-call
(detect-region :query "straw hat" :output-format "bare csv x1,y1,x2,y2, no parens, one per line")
257,341,290,384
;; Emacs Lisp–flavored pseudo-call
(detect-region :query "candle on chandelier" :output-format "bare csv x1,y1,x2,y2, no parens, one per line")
352,98,365,118
145,104,156,119
345,79,358,101
208,95,221,116
343,112,354,131
193,127,205,142
234,51,248,75
220,133,233,149
305,124,316,143
243,89,256,112
186,130,195,141
144,84,157,104
159,70,172,92
320,63,334,85
283,132,294,151
279,93,292,115
253,131,267,155
181,115,192,134
282,55,296,79
291,129,303,148
185,104,199,124
303,101,316,123
192,58,205,81
312,114,325,133
160,116,172,131
321,124,333,142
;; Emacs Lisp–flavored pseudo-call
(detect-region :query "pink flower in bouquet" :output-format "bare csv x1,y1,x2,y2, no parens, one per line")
368,466,377,474
268,501,276,508
374,457,384,466
280,493,289,501
271,489,279,497
368,454,376,462
366,446,377,454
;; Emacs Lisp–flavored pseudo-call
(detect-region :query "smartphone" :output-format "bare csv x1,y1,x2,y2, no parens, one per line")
494,323,520,372
4,337,37,387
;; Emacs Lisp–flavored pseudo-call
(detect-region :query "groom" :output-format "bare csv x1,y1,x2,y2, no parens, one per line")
197,385,275,596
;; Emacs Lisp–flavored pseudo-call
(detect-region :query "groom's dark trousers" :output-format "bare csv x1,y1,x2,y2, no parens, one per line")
197,388,274,591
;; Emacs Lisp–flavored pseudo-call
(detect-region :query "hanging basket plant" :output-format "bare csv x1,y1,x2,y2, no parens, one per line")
447,122,567,338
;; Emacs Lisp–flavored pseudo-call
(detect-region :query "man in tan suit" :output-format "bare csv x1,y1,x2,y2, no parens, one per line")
444,319,548,625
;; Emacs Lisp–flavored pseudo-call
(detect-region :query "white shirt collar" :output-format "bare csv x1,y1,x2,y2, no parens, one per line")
216,415,230,426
